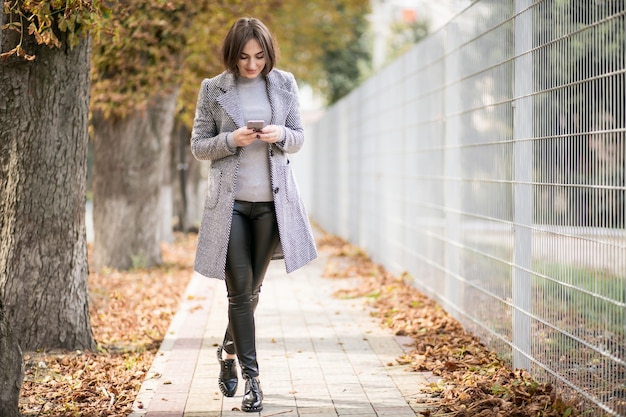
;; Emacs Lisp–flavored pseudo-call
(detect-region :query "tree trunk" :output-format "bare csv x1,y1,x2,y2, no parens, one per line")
0,8,23,417
92,90,178,270
0,17,95,351
172,122,207,233
160,114,174,244
0,299,23,417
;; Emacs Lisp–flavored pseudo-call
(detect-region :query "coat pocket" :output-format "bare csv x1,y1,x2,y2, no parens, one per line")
205,168,222,209
281,161,299,203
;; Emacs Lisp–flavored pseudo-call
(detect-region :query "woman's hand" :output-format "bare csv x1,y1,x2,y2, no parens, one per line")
256,125,282,144
232,126,259,147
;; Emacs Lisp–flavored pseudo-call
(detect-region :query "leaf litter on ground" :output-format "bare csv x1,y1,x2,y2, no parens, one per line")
18,230,584,416
316,232,582,417
19,233,195,417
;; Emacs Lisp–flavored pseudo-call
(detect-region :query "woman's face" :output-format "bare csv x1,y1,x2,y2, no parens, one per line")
238,38,266,79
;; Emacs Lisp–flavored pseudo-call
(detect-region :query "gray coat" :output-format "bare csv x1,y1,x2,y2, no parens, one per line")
190,69,318,279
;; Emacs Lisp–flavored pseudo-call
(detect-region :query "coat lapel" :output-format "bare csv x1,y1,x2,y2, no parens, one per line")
266,70,295,125
215,72,244,128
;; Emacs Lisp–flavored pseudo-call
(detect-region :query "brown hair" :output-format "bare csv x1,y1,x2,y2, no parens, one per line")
221,17,278,76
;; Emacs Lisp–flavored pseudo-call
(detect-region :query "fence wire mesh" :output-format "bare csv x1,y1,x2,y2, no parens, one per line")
306,0,625,415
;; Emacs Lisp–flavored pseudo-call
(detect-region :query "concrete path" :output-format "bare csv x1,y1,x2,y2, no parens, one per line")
128,251,437,417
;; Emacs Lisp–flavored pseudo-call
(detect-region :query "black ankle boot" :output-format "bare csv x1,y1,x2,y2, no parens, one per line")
241,375,263,412
217,345,238,397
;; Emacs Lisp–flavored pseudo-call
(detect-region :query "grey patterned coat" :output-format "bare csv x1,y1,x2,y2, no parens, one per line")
190,69,318,280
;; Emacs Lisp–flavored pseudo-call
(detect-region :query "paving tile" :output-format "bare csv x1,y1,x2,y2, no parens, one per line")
130,252,436,416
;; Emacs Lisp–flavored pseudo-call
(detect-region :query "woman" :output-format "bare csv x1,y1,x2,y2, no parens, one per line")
190,17,317,412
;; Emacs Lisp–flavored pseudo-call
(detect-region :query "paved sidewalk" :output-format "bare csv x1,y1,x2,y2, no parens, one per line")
129,251,438,417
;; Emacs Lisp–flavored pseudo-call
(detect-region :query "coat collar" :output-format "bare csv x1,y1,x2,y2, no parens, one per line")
215,70,295,128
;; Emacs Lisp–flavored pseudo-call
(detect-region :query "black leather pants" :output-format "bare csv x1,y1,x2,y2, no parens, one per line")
222,200,279,378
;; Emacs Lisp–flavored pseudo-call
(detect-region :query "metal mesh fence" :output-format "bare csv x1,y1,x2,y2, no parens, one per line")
305,0,625,414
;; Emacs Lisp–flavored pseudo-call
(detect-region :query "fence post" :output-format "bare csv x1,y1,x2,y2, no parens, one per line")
443,22,464,314
513,0,533,371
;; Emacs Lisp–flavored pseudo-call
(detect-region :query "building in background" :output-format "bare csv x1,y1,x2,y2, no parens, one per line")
370,0,471,69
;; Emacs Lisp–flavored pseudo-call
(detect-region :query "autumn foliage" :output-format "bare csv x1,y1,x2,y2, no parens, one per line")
1,0,106,60
4,0,371,121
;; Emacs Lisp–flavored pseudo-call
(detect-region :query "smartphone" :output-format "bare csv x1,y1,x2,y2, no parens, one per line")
246,120,265,132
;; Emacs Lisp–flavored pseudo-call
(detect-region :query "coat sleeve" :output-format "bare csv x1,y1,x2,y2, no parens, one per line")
190,78,237,162
275,72,305,155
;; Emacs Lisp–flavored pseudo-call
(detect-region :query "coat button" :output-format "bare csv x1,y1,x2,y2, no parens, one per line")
273,187,279,194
